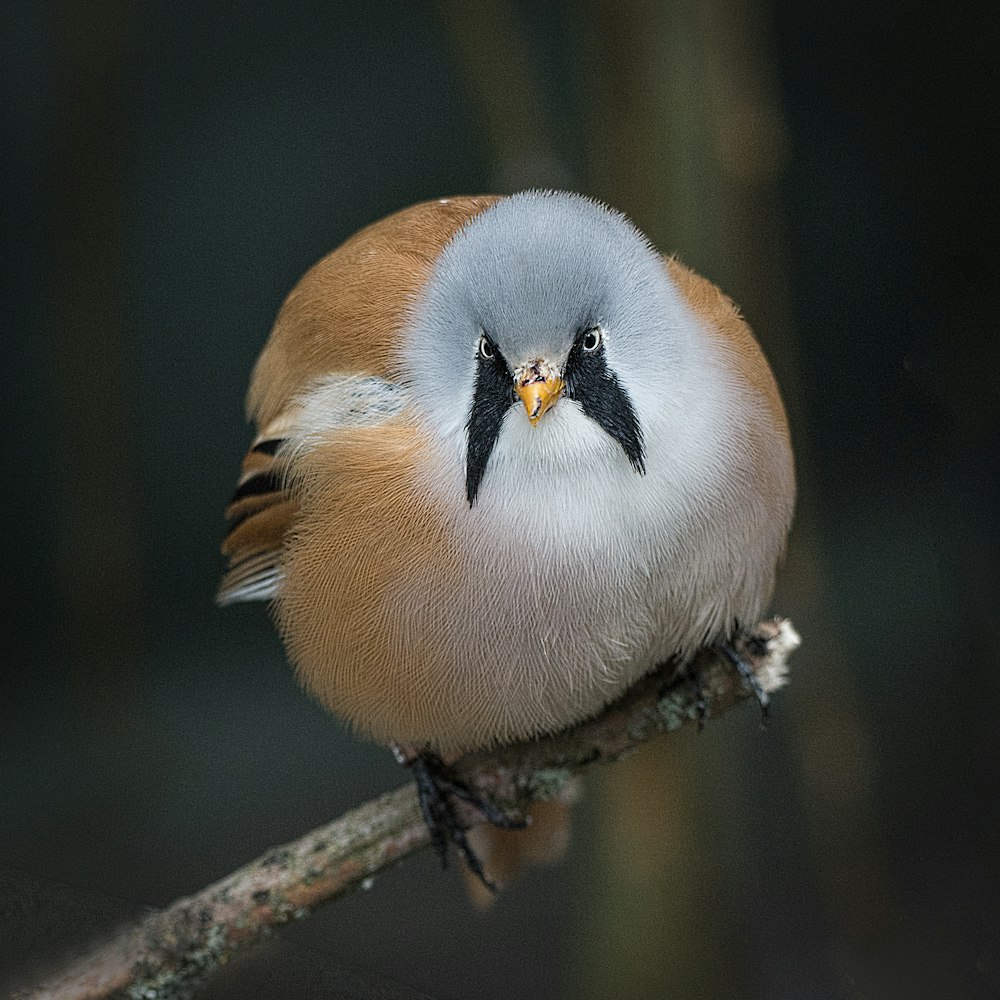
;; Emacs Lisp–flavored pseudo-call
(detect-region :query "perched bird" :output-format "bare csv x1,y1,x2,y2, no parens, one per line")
218,191,795,888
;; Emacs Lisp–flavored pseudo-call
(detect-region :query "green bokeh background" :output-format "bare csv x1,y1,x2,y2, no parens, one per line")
3,2,997,998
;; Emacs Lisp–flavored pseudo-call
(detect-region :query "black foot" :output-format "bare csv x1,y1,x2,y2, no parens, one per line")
717,642,770,725
690,675,709,731
406,751,527,893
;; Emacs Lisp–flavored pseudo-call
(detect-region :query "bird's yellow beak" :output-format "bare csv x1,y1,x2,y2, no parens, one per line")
514,360,564,426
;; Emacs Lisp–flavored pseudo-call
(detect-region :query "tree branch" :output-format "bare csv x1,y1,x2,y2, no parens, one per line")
15,618,800,1000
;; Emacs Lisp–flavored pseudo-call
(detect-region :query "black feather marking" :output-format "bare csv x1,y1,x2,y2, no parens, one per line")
251,438,285,456
465,335,516,505
229,470,285,505
564,329,645,473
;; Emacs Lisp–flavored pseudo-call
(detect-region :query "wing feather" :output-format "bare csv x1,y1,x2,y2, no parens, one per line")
217,195,502,606
216,428,296,605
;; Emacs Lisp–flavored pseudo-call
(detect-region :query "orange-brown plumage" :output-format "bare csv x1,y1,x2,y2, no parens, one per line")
247,196,500,426
274,421,468,744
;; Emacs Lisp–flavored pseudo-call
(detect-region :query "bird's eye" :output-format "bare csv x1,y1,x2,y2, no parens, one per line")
582,328,602,352
479,335,494,360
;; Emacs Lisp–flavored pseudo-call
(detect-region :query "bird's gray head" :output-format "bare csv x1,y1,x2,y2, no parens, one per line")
404,191,694,505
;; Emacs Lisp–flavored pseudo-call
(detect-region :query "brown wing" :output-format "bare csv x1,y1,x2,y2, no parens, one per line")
217,195,502,606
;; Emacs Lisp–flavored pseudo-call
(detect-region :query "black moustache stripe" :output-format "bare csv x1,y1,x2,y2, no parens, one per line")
466,338,516,505
564,339,645,473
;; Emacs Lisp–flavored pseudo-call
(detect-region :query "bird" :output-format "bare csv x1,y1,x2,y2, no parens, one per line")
217,190,795,890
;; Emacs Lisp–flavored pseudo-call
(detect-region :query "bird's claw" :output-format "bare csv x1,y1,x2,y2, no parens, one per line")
717,642,770,725
407,751,527,892
690,676,709,731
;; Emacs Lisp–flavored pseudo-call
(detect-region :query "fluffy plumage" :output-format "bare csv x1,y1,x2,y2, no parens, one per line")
219,191,795,756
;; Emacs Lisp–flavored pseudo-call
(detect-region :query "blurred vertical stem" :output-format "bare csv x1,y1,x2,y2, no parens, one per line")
575,6,742,995
52,2,142,734
696,0,902,971
576,0,899,994
435,0,572,191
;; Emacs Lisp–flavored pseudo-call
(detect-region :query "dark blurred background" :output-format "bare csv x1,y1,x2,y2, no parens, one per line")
3,1,998,997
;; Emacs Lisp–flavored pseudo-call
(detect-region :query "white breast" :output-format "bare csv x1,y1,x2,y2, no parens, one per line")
391,361,785,745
